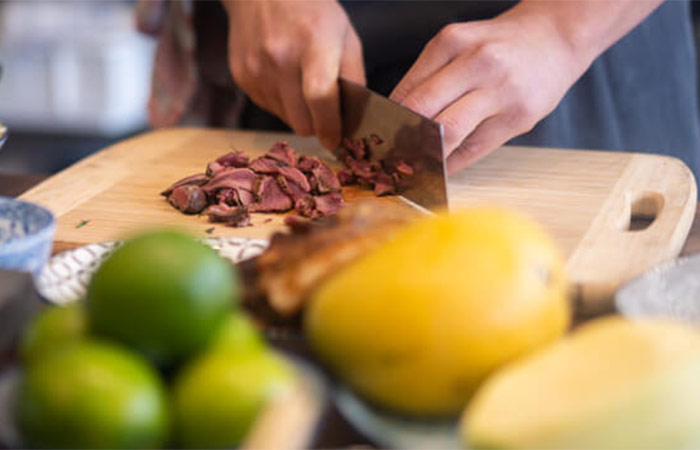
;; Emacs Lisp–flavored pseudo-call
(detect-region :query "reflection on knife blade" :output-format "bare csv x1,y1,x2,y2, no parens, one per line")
339,78,449,212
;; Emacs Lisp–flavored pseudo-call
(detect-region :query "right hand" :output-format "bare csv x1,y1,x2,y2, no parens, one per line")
223,0,365,149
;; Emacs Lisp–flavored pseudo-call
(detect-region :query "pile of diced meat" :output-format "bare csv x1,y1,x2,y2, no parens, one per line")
161,142,344,227
162,137,413,227
336,134,414,196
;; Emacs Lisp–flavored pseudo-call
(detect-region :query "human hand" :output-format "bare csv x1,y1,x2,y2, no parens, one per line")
390,6,591,174
223,0,365,149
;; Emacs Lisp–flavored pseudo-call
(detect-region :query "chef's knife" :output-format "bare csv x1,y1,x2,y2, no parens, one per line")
338,79,449,212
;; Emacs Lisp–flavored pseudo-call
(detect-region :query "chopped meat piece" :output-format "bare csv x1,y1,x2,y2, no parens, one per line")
163,142,362,228
249,157,281,174
217,188,255,206
237,189,255,206
395,160,414,175
205,203,252,227
311,163,341,193
278,166,311,192
314,192,344,216
277,175,309,203
345,157,375,179
373,172,397,196
161,173,209,196
307,174,319,193
206,161,225,177
217,188,236,206
168,185,208,214
249,176,293,212
203,168,257,193
253,176,264,198
294,196,316,218
266,142,297,167
343,137,368,161
296,155,320,172
335,134,414,196
336,168,356,186
216,150,249,168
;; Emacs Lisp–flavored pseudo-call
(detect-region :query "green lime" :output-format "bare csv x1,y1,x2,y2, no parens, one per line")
20,303,87,365
172,349,295,448
16,340,170,449
210,313,266,353
86,230,238,366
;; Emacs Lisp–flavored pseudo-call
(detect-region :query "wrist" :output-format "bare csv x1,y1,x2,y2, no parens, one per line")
497,2,596,80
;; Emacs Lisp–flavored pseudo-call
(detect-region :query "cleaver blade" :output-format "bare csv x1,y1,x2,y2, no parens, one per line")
338,78,449,212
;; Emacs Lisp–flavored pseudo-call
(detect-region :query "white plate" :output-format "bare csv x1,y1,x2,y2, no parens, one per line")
334,387,460,449
36,237,268,305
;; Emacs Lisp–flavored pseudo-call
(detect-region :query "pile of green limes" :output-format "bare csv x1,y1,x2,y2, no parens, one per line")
15,230,294,449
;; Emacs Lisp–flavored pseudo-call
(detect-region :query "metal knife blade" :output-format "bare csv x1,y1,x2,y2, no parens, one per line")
338,79,448,212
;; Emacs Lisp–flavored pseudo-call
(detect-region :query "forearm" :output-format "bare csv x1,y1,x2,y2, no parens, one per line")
507,0,665,70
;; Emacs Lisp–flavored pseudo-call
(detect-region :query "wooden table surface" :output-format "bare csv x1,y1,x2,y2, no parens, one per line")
5,172,700,448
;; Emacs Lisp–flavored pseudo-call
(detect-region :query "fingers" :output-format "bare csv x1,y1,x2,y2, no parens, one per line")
390,23,466,104
278,68,314,136
340,30,366,86
302,44,342,149
446,116,512,174
434,89,500,155
397,54,488,119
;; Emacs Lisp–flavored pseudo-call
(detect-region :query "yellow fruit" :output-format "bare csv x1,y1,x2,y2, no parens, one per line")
20,303,87,365
465,317,700,449
86,230,238,366
172,349,295,448
16,339,170,449
306,207,569,416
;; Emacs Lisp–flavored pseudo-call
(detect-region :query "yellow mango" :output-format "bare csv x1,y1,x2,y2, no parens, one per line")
305,207,570,416
465,317,700,449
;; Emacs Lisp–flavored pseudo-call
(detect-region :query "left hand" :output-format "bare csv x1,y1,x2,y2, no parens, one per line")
390,7,590,174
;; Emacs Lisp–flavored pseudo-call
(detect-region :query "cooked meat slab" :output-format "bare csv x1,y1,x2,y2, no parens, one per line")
162,142,344,226
161,136,412,227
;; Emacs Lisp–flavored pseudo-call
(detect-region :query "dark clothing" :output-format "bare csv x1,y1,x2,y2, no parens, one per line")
512,0,700,181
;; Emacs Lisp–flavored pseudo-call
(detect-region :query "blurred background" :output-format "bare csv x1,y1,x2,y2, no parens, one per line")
0,0,154,174
1,1,700,176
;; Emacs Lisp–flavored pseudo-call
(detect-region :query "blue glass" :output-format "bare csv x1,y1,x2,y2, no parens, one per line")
0,197,55,278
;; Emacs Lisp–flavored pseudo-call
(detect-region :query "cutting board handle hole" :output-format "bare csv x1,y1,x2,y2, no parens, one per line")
626,192,664,232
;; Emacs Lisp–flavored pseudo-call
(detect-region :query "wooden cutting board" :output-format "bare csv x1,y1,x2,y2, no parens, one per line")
19,127,697,315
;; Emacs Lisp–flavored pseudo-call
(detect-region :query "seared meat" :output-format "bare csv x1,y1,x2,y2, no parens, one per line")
160,173,209,197
278,166,311,192
311,163,341,193
163,137,407,228
206,203,252,227
202,168,258,193
216,150,249,168
206,161,225,177
249,157,281,174
168,185,208,214
336,136,414,196
266,141,297,167
277,175,309,203
248,176,293,212
242,201,420,317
